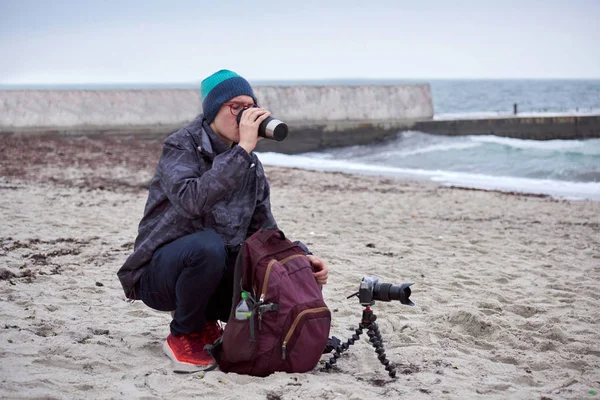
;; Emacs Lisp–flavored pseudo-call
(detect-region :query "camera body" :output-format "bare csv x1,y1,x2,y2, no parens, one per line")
358,276,414,306
326,275,415,378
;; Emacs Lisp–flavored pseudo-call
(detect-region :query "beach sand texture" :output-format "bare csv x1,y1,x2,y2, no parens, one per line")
1,135,599,399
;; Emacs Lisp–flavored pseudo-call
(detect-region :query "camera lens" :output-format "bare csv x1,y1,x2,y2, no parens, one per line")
260,116,288,141
373,282,414,306
236,109,288,142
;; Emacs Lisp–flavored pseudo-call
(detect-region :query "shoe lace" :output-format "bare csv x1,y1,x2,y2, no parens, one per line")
180,333,206,354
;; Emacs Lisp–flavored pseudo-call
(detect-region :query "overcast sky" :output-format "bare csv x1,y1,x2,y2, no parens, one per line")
1,0,599,84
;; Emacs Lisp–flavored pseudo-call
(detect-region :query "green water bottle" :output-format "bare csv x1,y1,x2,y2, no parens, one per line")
235,292,252,320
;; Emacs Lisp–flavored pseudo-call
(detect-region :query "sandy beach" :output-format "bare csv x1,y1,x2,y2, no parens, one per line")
1,134,599,399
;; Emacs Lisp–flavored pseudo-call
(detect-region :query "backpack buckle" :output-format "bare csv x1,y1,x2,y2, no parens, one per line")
257,303,279,331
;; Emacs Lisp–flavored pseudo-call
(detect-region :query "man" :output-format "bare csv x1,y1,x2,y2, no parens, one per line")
117,69,328,372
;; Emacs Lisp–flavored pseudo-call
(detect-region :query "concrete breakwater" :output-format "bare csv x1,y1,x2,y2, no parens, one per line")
0,86,433,154
414,115,600,141
1,87,599,155
0,86,433,126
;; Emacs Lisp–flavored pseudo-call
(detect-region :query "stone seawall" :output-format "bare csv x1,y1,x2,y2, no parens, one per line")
414,115,600,141
0,85,433,127
2,87,598,155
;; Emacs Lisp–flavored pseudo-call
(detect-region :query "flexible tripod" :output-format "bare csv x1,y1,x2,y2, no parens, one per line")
323,306,397,378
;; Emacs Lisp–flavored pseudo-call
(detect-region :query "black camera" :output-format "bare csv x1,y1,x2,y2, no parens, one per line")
325,276,416,377
236,108,288,142
357,276,414,306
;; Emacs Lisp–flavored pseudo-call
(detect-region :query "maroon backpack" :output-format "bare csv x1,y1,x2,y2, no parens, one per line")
211,228,331,376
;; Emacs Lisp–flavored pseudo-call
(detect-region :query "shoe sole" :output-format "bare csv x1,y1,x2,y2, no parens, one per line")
162,341,215,373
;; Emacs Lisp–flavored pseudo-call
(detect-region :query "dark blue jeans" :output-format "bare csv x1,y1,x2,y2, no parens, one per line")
137,230,237,335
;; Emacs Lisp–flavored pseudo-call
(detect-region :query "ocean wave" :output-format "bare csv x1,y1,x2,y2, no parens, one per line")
396,142,481,157
300,132,481,160
257,152,600,200
334,142,482,160
469,135,600,155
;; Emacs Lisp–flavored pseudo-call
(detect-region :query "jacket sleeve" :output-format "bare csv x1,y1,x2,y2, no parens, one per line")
158,138,253,219
247,177,277,237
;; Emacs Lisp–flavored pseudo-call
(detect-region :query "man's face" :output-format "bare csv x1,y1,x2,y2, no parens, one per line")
210,95,255,147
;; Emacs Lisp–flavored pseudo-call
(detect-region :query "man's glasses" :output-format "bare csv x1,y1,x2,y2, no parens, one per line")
223,102,258,116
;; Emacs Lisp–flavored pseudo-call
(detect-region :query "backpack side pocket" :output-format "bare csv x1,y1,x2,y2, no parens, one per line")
220,314,258,364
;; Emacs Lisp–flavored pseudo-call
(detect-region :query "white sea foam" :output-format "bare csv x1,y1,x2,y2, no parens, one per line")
396,142,481,156
316,142,482,161
257,152,600,200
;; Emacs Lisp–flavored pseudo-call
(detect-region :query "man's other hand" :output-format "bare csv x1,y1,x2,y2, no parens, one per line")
307,255,328,286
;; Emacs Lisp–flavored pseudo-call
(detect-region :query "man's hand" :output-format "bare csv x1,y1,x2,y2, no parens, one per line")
238,107,271,153
307,255,328,286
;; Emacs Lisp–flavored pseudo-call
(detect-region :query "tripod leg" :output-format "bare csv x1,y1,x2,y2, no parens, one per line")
323,324,364,371
367,323,397,378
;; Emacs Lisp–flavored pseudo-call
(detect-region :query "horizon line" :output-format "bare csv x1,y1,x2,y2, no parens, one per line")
2,77,600,88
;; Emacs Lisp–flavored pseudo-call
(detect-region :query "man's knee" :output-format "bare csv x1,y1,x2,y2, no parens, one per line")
184,230,227,269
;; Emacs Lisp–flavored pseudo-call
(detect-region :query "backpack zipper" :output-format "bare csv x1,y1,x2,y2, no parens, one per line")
260,259,277,302
259,254,307,300
258,254,309,331
281,306,329,360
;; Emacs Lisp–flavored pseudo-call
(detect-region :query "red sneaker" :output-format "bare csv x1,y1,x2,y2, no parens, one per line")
162,333,214,373
201,321,224,346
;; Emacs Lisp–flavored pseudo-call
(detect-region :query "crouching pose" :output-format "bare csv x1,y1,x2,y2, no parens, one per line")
117,70,328,371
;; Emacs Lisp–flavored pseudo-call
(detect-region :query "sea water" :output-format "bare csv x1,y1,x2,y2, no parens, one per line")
257,79,600,200
257,132,600,200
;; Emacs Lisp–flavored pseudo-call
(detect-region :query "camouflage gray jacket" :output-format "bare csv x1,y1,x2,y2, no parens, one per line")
117,115,277,299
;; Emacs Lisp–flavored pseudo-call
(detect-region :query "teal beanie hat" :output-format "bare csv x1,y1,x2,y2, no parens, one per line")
201,70,256,123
